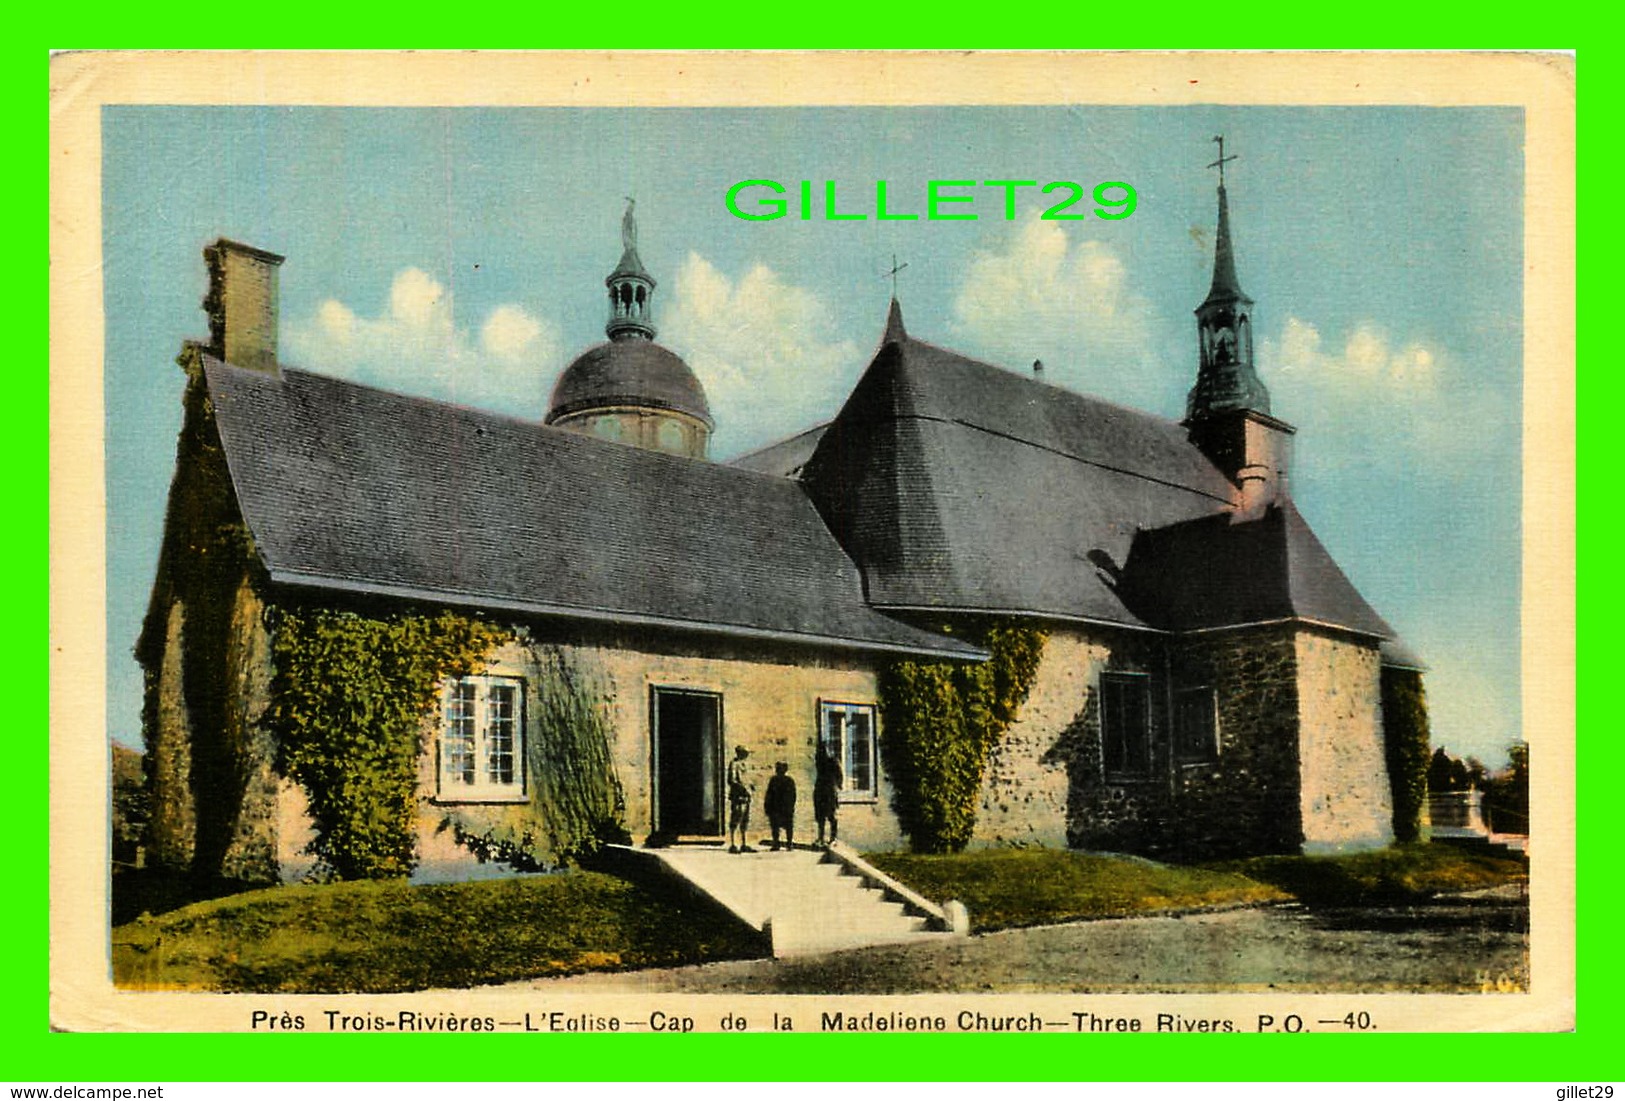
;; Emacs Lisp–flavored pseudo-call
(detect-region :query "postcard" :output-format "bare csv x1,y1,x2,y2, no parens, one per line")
48,51,1575,1035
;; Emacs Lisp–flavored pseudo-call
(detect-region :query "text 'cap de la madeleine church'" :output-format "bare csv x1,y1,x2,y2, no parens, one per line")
139,164,1429,888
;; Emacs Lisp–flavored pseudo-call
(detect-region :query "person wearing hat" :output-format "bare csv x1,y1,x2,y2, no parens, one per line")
727,745,756,854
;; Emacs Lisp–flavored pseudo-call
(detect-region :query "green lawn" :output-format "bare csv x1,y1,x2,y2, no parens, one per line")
114,843,1527,993
113,870,762,993
869,842,1527,931
867,848,1287,931
1221,842,1528,906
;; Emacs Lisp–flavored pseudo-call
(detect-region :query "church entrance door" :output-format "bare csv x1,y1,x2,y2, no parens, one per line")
651,687,723,839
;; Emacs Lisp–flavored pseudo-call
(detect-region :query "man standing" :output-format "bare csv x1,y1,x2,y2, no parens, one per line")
765,761,797,852
727,745,755,854
814,744,842,849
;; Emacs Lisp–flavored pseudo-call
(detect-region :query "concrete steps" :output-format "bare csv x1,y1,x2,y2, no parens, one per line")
1433,828,1530,860
640,845,959,957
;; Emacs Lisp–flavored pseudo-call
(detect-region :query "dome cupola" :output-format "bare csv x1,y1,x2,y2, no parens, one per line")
545,201,713,459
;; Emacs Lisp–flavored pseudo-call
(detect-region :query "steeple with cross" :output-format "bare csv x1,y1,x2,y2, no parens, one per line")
882,253,909,344
1187,135,1271,419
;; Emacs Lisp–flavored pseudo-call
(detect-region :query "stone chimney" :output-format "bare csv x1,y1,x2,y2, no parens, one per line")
202,238,284,373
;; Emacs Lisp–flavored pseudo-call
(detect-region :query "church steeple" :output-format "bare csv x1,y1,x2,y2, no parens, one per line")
606,199,657,342
1184,139,1295,516
1187,137,1270,420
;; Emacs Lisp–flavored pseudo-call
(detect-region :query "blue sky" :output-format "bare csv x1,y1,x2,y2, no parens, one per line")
102,105,1524,766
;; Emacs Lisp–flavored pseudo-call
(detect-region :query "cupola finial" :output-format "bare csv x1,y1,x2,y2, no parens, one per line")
606,198,656,342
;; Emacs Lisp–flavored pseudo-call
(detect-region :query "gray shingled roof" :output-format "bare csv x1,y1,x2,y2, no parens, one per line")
797,320,1406,649
727,422,829,479
201,355,979,659
1116,501,1396,639
800,331,1238,627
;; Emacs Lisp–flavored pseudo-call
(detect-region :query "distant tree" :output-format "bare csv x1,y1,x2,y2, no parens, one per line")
111,743,149,866
1427,747,1472,793
1483,742,1530,835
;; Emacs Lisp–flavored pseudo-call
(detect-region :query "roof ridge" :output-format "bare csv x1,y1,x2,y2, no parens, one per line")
207,354,817,490
892,403,1233,505
896,334,1190,432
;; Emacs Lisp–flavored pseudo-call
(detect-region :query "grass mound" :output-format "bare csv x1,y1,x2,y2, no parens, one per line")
867,848,1286,931
113,870,762,993
1222,843,1527,906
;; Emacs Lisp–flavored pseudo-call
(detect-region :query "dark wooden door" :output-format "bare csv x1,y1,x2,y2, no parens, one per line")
653,688,722,837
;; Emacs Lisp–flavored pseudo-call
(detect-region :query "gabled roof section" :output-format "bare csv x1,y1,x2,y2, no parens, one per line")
199,355,980,660
727,423,829,479
1116,500,1396,640
799,330,1239,626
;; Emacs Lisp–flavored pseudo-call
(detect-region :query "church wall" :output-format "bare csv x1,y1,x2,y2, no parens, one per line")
142,578,282,883
1294,630,1393,852
973,624,1309,859
590,638,896,849
409,633,902,879
140,372,282,883
972,629,1111,849
1167,626,1305,857
145,600,198,870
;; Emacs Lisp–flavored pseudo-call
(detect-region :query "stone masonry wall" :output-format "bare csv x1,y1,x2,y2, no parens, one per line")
145,601,197,869
1057,630,1178,856
970,624,1308,859
141,369,280,882
1168,626,1305,857
1295,630,1392,852
412,633,898,878
972,630,1109,849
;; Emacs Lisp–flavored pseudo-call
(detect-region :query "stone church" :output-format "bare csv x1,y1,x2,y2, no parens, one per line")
138,177,1427,886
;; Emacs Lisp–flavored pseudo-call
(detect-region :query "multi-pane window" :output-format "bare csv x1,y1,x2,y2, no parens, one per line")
1173,686,1219,763
439,675,526,801
820,701,878,799
1100,672,1152,778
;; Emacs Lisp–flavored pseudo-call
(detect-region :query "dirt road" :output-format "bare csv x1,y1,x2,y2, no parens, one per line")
503,890,1527,994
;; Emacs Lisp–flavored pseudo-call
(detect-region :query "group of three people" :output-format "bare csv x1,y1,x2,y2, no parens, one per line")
725,744,842,854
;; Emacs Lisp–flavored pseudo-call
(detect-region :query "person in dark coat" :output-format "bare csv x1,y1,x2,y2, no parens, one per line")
764,761,797,851
814,745,842,848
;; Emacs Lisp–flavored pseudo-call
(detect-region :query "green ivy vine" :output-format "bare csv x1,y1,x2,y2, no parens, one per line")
1381,666,1431,844
264,607,510,880
878,621,1048,853
437,643,630,870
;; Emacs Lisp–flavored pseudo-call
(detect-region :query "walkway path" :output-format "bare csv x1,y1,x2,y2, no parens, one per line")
499,890,1527,994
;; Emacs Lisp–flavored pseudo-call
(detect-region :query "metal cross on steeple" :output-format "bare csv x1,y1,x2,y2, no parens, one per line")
1207,135,1238,188
885,253,909,297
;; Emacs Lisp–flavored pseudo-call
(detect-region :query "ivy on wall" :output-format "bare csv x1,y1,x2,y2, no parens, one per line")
438,643,630,870
1380,666,1431,844
264,607,510,880
139,370,262,877
878,622,1048,853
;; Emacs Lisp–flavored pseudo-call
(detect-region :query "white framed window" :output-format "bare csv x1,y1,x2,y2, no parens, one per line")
438,675,527,803
819,701,878,801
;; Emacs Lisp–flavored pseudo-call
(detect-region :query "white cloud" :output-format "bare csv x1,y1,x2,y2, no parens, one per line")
1261,315,1501,467
948,215,1173,409
286,267,561,418
662,252,861,457
481,304,544,361
1273,317,1441,395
